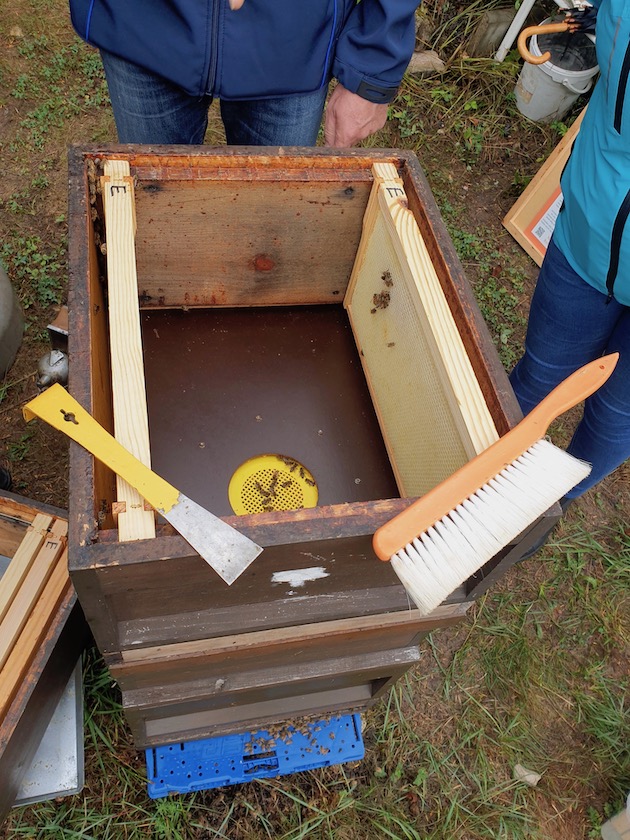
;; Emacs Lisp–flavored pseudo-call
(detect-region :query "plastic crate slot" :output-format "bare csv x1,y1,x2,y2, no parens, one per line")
243,751,276,762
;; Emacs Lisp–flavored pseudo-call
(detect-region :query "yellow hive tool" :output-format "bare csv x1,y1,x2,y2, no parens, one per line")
23,384,263,585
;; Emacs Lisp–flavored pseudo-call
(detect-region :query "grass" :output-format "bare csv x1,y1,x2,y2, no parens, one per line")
1,0,628,837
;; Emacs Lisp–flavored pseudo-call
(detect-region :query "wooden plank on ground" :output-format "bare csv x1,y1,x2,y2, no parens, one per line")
344,162,499,498
0,518,67,671
502,107,586,265
0,513,53,624
102,159,156,541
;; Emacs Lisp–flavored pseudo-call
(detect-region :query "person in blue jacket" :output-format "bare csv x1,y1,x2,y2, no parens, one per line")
510,0,630,515
68,0,420,147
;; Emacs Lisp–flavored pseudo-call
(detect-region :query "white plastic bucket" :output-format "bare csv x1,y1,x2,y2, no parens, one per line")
515,21,599,122
0,264,23,379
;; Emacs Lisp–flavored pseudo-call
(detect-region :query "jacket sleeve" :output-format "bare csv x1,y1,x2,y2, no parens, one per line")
332,0,420,104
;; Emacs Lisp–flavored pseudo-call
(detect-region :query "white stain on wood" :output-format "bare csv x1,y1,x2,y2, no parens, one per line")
271,567,329,588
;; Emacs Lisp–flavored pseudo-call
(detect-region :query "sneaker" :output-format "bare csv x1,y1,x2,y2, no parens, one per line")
0,467,12,491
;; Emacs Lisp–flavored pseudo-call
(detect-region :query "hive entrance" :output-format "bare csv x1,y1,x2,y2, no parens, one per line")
228,454,318,515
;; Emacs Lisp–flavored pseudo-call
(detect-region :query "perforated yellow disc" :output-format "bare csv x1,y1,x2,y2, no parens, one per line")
228,454,318,515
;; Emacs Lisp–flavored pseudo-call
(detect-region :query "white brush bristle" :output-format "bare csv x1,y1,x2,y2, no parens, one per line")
391,439,590,615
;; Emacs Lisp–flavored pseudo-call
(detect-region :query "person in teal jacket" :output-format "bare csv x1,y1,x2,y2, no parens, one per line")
510,0,630,511
68,0,421,147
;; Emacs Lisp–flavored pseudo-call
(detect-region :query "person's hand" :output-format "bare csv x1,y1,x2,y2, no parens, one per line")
229,0,245,8
324,84,389,147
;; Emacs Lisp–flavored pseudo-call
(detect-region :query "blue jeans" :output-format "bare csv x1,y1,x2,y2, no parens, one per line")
100,49,327,146
510,237,630,498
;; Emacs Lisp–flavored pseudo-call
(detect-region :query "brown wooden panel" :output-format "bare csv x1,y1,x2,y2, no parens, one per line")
0,517,25,559
141,305,399,517
110,605,466,689
133,179,370,307
130,691,375,749
123,646,421,716
126,647,420,747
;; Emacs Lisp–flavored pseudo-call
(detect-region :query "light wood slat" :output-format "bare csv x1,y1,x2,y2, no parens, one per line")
0,550,71,723
0,513,53,623
0,518,67,671
344,163,498,497
102,159,156,541
376,164,499,451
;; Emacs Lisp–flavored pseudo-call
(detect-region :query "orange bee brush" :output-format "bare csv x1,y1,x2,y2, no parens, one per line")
373,355,618,615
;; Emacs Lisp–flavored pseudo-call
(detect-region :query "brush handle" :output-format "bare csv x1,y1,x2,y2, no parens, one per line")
23,384,181,514
373,353,619,560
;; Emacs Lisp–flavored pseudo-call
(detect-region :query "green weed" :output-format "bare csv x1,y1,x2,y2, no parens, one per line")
437,211,527,367
7,429,35,462
1,235,65,310
10,35,108,150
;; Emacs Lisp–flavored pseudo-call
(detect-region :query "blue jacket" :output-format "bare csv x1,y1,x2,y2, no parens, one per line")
554,0,630,305
69,0,419,104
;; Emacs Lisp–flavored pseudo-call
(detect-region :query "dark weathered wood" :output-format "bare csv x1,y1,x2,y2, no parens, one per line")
110,604,467,689
125,647,422,713
69,567,119,653
125,647,421,748
130,692,376,749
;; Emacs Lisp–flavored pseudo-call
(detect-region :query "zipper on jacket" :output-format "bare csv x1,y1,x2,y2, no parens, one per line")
206,0,221,96
84,0,96,40
319,0,339,88
613,39,630,132
605,186,630,300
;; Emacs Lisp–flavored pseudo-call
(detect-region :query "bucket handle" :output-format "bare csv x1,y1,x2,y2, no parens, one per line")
562,77,594,96
517,22,570,65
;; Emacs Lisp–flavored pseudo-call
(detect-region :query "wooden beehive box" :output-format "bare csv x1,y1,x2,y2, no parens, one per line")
67,147,556,749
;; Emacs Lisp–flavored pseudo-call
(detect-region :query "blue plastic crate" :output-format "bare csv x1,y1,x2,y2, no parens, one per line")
146,713,363,798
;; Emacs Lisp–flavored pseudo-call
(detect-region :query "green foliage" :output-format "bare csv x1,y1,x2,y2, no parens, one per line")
7,429,35,462
436,203,527,367
10,35,109,150
389,93,424,139
1,235,65,310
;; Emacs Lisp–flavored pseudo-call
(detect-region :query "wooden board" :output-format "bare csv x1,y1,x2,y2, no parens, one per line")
102,159,156,541
110,603,467,689
345,162,499,497
0,513,53,622
502,108,586,265
0,518,67,671
0,550,71,722
124,648,420,747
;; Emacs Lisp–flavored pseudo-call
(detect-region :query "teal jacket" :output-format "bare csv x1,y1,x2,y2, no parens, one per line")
554,0,630,305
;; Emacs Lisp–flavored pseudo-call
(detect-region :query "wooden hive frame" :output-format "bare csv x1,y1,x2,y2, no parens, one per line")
66,146,554,747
